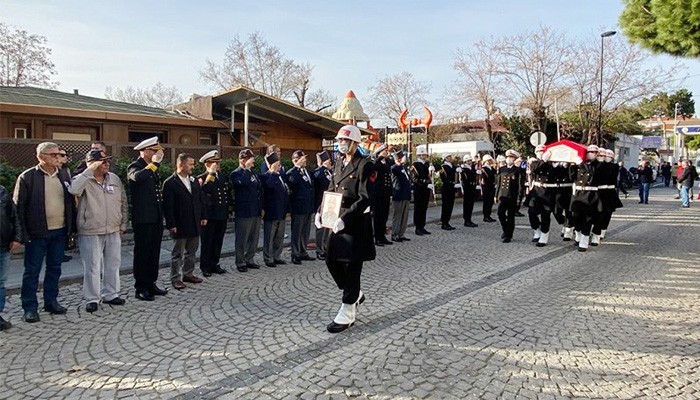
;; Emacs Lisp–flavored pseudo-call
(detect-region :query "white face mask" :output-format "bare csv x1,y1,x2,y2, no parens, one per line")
505,158,515,166
604,156,613,163
338,142,351,154
586,152,597,161
596,156,605,162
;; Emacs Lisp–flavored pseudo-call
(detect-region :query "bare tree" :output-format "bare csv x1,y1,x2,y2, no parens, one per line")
105,82,184,109
0,22,58,88
292,63,337,113
367,71,431,127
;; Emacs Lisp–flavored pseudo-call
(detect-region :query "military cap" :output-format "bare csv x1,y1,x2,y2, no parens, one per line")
86,150,112,163
395,150,405,160
317,151,331,163
265,152,280,165
134,136,162,151
239,149,255,160
199,150,220,163
292,150,306,159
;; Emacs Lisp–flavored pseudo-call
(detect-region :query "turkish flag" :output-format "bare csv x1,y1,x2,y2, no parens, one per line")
543,140,587,163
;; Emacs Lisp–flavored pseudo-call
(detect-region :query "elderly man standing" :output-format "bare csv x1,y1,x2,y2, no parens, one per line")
69,150,128,312
287,150,316,265
13,142,75,323
128,137,167,301
260,151,289,267
231,149,263,272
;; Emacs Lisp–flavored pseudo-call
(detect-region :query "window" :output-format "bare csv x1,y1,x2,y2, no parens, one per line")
14,128,28,139
129,131,165,144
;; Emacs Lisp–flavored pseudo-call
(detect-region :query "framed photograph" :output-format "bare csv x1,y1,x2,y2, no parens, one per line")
320,191,343,229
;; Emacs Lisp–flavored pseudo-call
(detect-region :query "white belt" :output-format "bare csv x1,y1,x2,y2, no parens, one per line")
598,185,615,189
574,185,598,191
533,182,574,188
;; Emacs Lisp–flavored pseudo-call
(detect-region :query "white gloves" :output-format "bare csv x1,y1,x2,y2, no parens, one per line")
427,184,435,190
332,218,345,234
542,150,552,162
314,213,322,229
428,165,435,173
456,167,463,173
454,183,462,189
573,156,583,165
152,149,164,163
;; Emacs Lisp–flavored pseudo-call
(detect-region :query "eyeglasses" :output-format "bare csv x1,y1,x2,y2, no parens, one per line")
59,154,68,158
41,152,62,158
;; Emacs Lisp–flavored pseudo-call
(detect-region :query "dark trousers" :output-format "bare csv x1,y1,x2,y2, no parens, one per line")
663,175,671,187
21,228,66,312
528,208,551,233
593,211,613,235
327,260,363,304
462,191,476,223
132,223,163,291
572,210,596,236
372,196,391,239
497,197,518,238
200,219,227,273
482,188,495,219
441,188,455,224
263,219,286,264
235,216,261,267
413,188,430,230
315,225,329,257
553,206,573,228
291,213,312,258
617,179,628,195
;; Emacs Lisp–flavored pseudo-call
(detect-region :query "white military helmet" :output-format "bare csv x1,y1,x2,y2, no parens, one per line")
335,125,362,143
586,144,599,153
416,146,428,155
505,149,520,158
605,149,615,157
482,154,494,162
496,155,506,163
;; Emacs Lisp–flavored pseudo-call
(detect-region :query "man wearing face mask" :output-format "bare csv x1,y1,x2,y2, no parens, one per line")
551,161,575,241
480,155,497,223
495,150,524,242
315,125,375,333
231,149,263,272
410,147,433,235
526,145,555,246
591,149,623,245
439,154,458,230
459,154,479,227
570,144,603,252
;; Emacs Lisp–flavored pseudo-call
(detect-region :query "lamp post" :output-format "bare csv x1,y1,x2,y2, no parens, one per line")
597,30,617,146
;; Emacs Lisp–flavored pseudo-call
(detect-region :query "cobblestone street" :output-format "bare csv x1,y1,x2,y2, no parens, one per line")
1,187,699,399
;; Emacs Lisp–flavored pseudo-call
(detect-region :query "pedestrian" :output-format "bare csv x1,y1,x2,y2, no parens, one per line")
287,150,316,265
617,161,629,198
495,150,524,243
260,152,289,267
671,162,679,186
459,154,479,227
371,145,394,246
0,176,22,330
231,149,263,272
13,142,75,322
197,150,232,277
439,153,458,230
409,147,433,235
661,162,672,187
315,125,375,333
69,150,128,312
128,137,168,301
570,145,603,252
679,160,695,208
163,153,207,290
526,145,555,246
480,155,497,223
390,151,411,242
638,160,654,204
312,151,333,259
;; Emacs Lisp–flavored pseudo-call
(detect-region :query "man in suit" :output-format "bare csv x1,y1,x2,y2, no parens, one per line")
197,150,232,277
439,153,458,230
287,150,316,264
315,125,375,333
259,144,286,178
163,153,207,290
312,151,333,260
495,149,524,243
128,137,167,301
371,145,394,246
231,149,263,272
260,152,289,268
410,147,433,235
391,151,412,242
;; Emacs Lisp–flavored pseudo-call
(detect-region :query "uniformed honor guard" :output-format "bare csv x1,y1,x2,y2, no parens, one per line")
197,150,232,277
495,149,524,243
260,151,289,268
287,150,316,265
231,149,263,271
390,151,411,242
526,145,555,246
459,154,479,227
570,144,603,251
410,147,433,235
312,151,333,259
551,161,575,241
439,153,458,230
591,148,622,245
480,154,497,223
371,145,394,246
314,125,375,333
128,137,168,301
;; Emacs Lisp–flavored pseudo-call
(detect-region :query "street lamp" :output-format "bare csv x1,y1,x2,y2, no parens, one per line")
597,30,617,145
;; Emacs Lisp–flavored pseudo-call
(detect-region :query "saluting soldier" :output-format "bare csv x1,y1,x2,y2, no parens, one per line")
495,149,524,243
439,153,458,230
128,137,168,301
591,148,622,245
570,144,603,252
480,154,497,223
459,154,478,227
390,151,412,242
410,147,433,235
314,125,375,333
312,151,333,260
371,145,394,246
197,150,232,277
231,149,263,272
260,151,289,268
525,145,555,246
287,150,316,265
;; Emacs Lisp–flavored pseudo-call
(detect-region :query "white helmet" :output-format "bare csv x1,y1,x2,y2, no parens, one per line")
463,154,472,162
416,146,428,155
335,125,362,143
505,149,520,158
496,155,506,163
605,149,615,158
482,154,494,162
586,144,599,153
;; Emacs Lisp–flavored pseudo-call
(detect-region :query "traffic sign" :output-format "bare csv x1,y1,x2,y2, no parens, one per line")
530,131,547,146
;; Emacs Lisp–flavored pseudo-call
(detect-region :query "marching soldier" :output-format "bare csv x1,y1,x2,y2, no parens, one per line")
570,144,603,252
287,150,316,264
591,148,623,245
551,161,575,241
390,151,411,242
526,145,555,246
495,150,524,243
260,151,289,267
371,145,394,246
231,149,263,271
480,154,497,223
459,154,478,227
410,147,433,235
312,151,333,260
439,153,458,230
128,137,167,301
197,150,232,277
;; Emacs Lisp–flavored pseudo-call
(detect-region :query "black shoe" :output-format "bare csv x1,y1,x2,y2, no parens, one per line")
464,221,478,227
300,255,315,261
62,254,72,262
292,257,302,265
0,316,12,331
86,303,98,313
246,263,260,269
212,266,228,274
441,224,455,231
515,211,525,217
578,247,587,252
150,285,168,296
399,237,410,241
327,321,353,333
274,259,287,265
23,311,40,323
374,240,385,247
420,229,431,235
135,290,155,301
316,254,326,260
502,237,512,243
536,242,546,247
237,266,249,272
44,303,67,315
379,237,393,245
501,233,507,239
391,237,401,242
202,271,213,277
484,217,497,222
265,262,276,268
104,297,126,306
415,229,425,236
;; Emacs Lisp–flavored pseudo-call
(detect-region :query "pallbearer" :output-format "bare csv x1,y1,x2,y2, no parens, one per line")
570,145,603,252
591,149,622,245
526,145,555,246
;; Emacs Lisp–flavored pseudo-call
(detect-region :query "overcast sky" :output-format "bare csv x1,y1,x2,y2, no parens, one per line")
3,0,698,121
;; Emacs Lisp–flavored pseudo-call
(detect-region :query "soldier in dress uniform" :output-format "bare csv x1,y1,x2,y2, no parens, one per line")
480,154,497,223
525,145,555,246
570,144,603,252
551,161,575,241
459,154,479,227
231,149,263,272
314,125,375,333
197,150,232,277
287,150,316,265
312,151,333,260
439,153,458,230
260,152,289,268
591,148,623,245
410,147,433,235
495,149,524,243
390,151,412,242
371,145,394,246
128,137,168,301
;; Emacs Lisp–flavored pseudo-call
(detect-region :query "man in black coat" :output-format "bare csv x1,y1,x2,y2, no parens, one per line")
260,152,289,267
480,155,497,222
197,150,232,277
570,145,604,251
459,155,479,227
315,125,375,333
128,137,167,301
371,145,394,246
526,146,556,246
163,153,207,290
410,147,433,235
439,154,458,230
495,149,524,243
287,150,316,264
231,149,263,272
312,151,333,259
